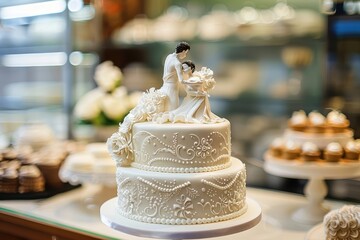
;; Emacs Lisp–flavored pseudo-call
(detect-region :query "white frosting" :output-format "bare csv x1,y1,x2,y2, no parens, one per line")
116,158,246,225
302,142,319,153
131,121,231,173
309,111,325,126
327,110,347,125
346,141,360,153
2,169,18,179
324,205,360,240
326,142,343,153
271,138,284,148
285,140,300,151
19,165,41,177
290,110,307,125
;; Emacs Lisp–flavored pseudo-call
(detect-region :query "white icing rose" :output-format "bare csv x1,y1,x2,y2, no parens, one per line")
74,89,104,120
324,205,360,240
309,111,325,126
290,110,307,125
346,141,360,153
302,142,319,153
140,88,167,120
107,132,133,167
196,67,215,91
326,142,343,153
285,140,299,151
327,110,347,125
271,138,284,148
94,61,123,92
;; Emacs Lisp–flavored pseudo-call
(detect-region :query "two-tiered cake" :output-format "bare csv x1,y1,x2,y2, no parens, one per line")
107,43,247,225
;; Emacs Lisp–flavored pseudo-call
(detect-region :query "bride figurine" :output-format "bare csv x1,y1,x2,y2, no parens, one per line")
167,61,223,124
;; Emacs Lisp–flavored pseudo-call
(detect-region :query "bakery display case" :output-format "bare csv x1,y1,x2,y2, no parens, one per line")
0,0,100,140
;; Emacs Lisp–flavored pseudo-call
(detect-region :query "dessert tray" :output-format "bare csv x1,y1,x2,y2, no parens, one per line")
100,197,262,239
264,152,360,224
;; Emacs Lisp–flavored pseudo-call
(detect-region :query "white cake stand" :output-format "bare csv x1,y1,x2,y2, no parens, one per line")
100,197,261,239
59,167,117,209
264,152,360,225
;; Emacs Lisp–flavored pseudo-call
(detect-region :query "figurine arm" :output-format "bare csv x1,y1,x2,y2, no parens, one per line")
175,62,184,83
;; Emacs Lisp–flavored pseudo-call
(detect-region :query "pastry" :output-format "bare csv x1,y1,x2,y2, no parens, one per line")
344,140,360,160
288,110,307,131
283,140,301,159
301,142,321,161
270,137,284,157
324,142,343,162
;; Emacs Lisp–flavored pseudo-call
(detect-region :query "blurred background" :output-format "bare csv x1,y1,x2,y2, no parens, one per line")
0,0,359,201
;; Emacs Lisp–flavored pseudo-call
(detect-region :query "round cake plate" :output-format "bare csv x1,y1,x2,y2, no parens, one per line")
59,167,117,208
305,223,324,240
100,197,261,239
264,152,360,224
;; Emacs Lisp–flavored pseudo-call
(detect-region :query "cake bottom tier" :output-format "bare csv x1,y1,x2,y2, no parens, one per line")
115,157,247,225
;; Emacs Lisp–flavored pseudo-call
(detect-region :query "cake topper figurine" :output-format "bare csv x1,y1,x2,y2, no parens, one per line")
160,42,190,111
107,42,223,167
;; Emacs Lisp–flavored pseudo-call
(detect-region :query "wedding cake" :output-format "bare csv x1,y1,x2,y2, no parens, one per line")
107,43,247,225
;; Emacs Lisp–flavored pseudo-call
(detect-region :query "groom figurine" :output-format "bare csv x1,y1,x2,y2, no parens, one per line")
160,42,190,111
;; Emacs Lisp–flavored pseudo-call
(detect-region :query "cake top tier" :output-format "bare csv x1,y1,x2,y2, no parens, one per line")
107,42,225,167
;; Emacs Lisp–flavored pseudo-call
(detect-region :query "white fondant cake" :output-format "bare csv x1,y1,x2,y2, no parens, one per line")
117,158,246,224
132,121,231,173
107,42,247,225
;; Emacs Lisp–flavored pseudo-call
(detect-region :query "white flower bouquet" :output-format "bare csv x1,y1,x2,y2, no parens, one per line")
74,61,141,126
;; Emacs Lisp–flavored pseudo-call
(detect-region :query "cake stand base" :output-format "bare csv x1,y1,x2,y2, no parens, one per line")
100,197,261,239
264,152,360,224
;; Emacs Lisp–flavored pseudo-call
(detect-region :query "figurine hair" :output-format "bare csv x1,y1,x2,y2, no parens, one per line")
176,42,190,53
183,60,195,73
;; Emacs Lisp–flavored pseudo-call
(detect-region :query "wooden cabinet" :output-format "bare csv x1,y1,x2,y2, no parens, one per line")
0,210,104,240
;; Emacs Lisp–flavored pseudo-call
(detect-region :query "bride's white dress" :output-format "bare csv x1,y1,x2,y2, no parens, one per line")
170,80,220,123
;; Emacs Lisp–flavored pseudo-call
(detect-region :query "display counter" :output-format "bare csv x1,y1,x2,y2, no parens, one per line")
0,185,354,240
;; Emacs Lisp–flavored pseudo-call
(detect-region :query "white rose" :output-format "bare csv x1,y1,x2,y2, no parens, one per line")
107,132,133,167
101,94,130,120
94,61,123,92
74,89,104,120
